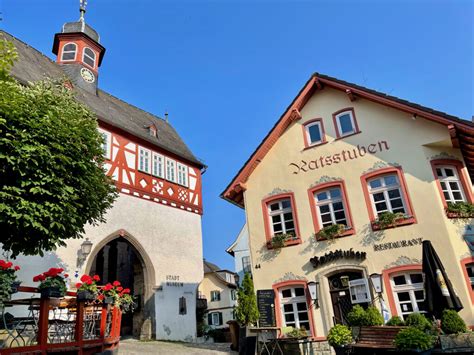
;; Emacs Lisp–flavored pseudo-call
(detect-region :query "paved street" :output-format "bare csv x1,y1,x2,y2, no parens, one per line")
119,339,237,354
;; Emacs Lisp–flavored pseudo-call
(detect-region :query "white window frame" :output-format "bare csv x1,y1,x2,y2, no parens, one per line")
138,147,151,174
231,289,237,301
335,110,357,137
435,165,466,204
211,312,221,326
390,271,425,319
304,121,324,146
242,256,251,274
368,174,407,217
314,187,349,229
210,290,221,302
267,198,296,237
177,162,188,187
279,286,311,331
152,152,164,178
166,158,176,182
98,129,111,160
349,278,371,304
61,42,77,61
83,47,96,68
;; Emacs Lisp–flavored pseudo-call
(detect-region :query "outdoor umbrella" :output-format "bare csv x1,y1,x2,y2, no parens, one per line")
422,240,463,319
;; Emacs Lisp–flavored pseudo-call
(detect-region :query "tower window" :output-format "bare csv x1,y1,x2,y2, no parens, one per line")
83,47,96,68
61,43,77,61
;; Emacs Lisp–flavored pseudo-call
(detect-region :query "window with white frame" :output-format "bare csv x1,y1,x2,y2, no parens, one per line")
435,166,466,204
177,163,188,186
166,158,176,182
152,153,164,178
98,129,111,160
335,110,357,137
314,187,349,229
209,312,222,326
349,278,371,304
304,121,324,146
466,263,474,291
231,289,237,301
242,256,251,274
390,272,426,320
138,147,151,173
368,174,407,217
279,286,310,331
61,43,77,61
267,199,296,237
210,290,221,302
83,47,96,68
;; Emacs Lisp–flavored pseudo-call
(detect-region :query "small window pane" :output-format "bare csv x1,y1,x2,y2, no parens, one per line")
436,168,443,177
298,312,309,321
307,123,322,143
62,52,75,60
393,275,406,285
390,199,403,209
330,188,341,198
321,214,332,223
373,193,385,202
282,289,292,298
338,114,354,134
384,175,398,186
414,290,424,300
333,202,344,210
317,192,328,201
283,304,293,312
281,200,291,209
294,288,305,297
285,221,294,230
319,205,330,214
449,182,460,190
410,274,423,284
375,202,388,212
397,292,410,302
272,215,281,224
270,203,280,211
296,302,307,311
369,179,382,189
445,168,455,177
388,189,401,198
285,314,295,322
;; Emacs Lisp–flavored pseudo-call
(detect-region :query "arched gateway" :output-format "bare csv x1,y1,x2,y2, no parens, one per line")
85,230,156,339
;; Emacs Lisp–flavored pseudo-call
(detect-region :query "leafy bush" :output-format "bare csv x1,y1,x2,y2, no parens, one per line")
234,273,259,326
441,309,467,334
395,327,434,351
347,305,366,326
316,224,345,240
364,306,384,326
386,316,405,326
374,211,405,229
446,202,474,215
286,327,309,339
405,313,432,331
327,324,352,347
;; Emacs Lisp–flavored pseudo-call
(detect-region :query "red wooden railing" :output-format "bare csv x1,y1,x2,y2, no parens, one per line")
0,286,122,354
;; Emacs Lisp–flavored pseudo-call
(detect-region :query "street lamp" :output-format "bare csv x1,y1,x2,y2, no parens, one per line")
77,238,93,267
307,281,320,308
369,273,383,294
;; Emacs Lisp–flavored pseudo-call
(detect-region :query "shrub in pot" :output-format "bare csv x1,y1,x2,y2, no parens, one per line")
363,306,384,326
395,327,434,353
386,316,405,326
33,267,68,298
405,313,432,332
0,260,21,306
439,309,473,350
441,309,467,334
76,274,101,302
234,273,259,355
347,305,366,327
327,324,352,355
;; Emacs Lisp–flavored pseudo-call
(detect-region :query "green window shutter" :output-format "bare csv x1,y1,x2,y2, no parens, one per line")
208,313,212,325
218,312,223,326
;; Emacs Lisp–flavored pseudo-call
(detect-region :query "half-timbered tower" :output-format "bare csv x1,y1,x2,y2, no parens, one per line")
1,5,204,341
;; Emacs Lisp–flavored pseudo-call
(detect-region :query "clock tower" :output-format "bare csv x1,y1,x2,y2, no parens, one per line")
52,1,105,94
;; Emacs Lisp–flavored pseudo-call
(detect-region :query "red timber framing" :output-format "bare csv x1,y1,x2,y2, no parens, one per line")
99,121,203,215
221,73,474,207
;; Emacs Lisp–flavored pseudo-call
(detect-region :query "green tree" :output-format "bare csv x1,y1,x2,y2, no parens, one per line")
0,40,117,256
235,273,260,326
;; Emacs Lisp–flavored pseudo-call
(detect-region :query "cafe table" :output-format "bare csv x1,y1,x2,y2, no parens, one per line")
247,327,283,355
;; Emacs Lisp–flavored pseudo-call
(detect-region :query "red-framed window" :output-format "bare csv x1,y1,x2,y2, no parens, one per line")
461,257,474,304
332,107,360,139
360,166,416,229
272,280,317,339
261,193,301,248
302,118,326,148
430,159,473,208
307,181,355,239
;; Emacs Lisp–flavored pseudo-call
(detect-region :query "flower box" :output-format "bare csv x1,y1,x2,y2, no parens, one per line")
40,286,63,299
77,290,95,302
446,211,474,219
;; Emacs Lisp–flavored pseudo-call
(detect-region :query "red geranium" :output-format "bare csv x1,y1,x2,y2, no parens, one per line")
113,281,121,287
76,274,100,296
32,267,67,297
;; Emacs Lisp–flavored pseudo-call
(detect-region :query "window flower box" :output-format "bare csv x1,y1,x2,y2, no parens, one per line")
266,233,300,249
371,212,414,231
445,202,474,219
316,224,348,241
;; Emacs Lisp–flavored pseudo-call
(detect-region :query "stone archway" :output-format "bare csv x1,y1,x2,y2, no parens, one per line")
85,230,156,339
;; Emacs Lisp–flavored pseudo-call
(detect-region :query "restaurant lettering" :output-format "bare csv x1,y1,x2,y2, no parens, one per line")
310,248,367,269
289,140,390,175
373,237,423,252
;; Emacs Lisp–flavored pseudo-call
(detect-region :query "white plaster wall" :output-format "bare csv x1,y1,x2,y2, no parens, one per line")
232,225,251,284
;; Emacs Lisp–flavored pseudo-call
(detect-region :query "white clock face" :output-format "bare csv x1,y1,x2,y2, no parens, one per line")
80,67,95,83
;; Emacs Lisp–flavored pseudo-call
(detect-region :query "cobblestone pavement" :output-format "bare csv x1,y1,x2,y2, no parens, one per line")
119,339,237,354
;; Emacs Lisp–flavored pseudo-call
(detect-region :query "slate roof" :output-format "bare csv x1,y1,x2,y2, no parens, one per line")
62,21,100,43
0,30,204,168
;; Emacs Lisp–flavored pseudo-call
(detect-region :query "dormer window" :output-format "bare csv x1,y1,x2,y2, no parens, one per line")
333,108,360,138
303,119,326,147
83,47,96,68
61,43,77,61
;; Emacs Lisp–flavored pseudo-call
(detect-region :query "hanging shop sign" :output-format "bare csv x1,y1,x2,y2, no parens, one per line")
289,140,390,175
257,289,276,327
373,237,423,252
310,249,366,269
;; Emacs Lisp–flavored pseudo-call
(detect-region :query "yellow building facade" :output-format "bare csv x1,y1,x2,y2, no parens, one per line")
222,73,474,340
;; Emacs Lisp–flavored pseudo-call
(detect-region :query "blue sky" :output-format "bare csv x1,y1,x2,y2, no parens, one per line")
1,0,472,270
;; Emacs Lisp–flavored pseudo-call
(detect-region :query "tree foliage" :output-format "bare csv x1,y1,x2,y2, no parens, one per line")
0,40,117,256
235,273,259,326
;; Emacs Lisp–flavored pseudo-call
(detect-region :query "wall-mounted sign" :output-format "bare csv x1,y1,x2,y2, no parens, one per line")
310,249,367,269
289,140,390,175
373,237,423,252
166,275,183,287
257,289,276,327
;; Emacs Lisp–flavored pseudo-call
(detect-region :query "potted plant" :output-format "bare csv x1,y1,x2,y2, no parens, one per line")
327,324,352,355
75,274,100,302
234,273,259,354
373,211,406,230
33,267,68,299
394,327,434,354
404,313,432,332
269,233,290,249
0,260,21,306
347,304,366,339
100,280,131,307
386,316,405,326
446,201,474,218
316,224,345,241
439,309,474,350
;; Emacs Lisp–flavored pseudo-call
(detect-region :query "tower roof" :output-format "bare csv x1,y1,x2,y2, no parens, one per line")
61,21,100,43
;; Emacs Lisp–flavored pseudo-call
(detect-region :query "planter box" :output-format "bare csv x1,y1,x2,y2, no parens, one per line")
439,332,474,350
104,296,114,304
446,211,474,219
77,290,95,302
40,287,63,299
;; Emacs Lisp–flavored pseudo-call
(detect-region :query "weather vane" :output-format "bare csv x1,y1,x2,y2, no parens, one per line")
79,0,88,21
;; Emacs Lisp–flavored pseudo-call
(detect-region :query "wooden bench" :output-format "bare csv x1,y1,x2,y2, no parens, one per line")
351,326,405,352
